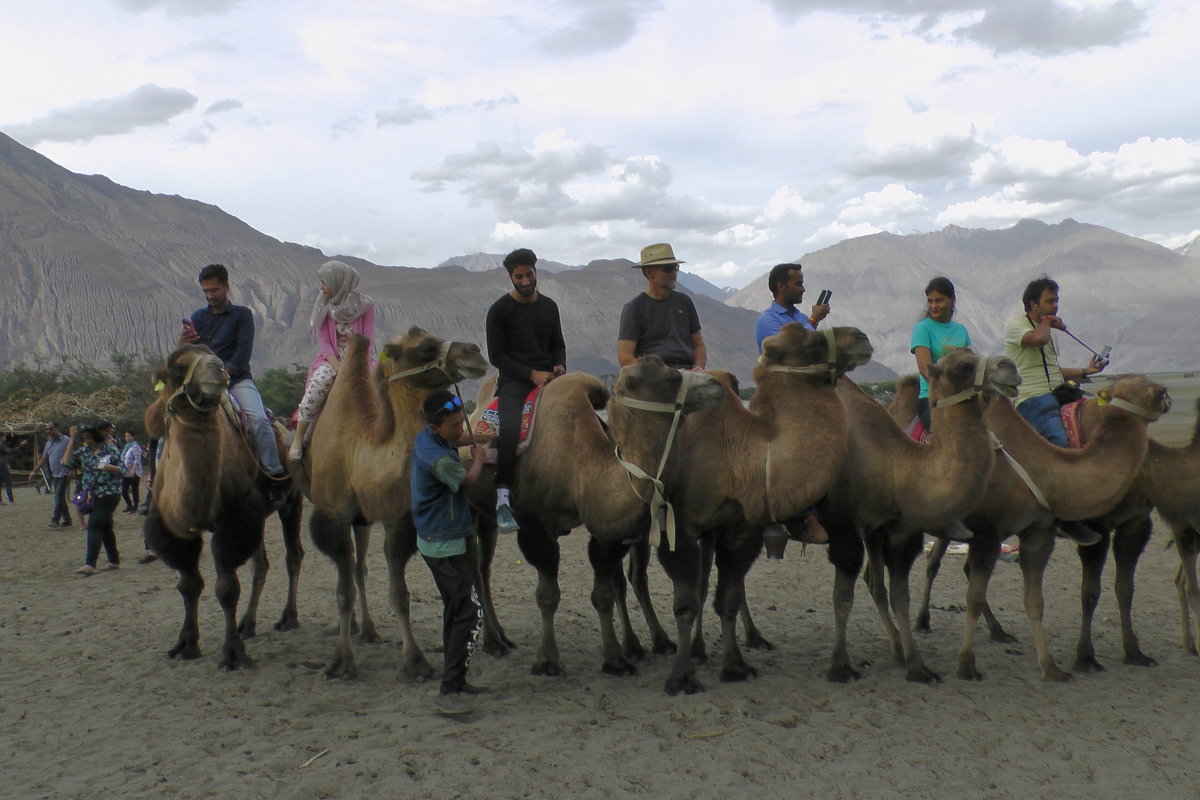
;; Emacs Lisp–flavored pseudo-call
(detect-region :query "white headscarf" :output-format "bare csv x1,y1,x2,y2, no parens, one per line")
309,260,374,330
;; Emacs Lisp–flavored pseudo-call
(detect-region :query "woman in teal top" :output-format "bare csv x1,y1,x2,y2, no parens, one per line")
909,276,971,431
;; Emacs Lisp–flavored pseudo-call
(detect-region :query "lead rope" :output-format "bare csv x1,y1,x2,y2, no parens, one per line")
387,341,453,382
991,433,1050,510
607,373,694,550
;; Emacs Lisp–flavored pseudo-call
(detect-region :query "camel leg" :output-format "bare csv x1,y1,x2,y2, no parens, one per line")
1073,523,1112,674
627,537,677,656
863,530,903,663
956,536,1000,680
689,534,716,664
472,511,516,656
714,524,762,682
916,536,948,634
517,520,564,676
310,508,359,679
1112,515,1156,667
658,535,704,695
147,512,205,661
210,513,266,670
589,537,637,675
350,519,381,642
237,544,269,639
612,554,645,662
885,531,940,683
1017,529,1072,682
383,516,436,683
273,490,305,632
827,525,865,683
1173,525,1200,655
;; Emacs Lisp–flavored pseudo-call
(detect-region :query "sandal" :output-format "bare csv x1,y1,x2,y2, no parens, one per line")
74,565,97,576
99,562,120,571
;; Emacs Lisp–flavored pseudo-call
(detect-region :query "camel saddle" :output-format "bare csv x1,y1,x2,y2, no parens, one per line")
473,385,545,465
1060,398,1086,448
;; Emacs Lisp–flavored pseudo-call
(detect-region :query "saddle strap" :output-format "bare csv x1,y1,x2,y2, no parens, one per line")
992,433,1050,510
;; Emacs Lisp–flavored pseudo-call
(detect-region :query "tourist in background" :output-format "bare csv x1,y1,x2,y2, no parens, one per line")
63,422,124,576
0,434,27,504
120,431,143,513
909,276,971,432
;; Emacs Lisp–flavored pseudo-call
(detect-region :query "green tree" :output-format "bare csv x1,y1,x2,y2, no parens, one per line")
258,364,308,420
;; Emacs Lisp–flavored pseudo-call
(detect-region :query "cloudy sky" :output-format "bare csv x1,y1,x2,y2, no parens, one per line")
3,0,1199,287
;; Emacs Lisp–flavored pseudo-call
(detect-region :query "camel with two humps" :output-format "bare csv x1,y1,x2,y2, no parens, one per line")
142,344,304,669
305,327,489,680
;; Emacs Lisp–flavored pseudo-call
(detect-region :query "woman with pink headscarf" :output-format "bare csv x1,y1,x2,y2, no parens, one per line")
289,260,376,462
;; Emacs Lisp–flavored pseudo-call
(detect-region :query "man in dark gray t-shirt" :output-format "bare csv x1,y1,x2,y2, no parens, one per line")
617,243,706,370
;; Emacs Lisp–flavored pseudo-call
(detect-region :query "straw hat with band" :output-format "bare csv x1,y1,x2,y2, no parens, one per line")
633,243,685,269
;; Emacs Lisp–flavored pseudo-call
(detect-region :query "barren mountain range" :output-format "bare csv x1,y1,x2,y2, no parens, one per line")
2,129,1197,386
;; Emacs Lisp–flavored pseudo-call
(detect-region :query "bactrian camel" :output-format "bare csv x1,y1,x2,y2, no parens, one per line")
823,349,1019,683
143,344,305,669
934,376,1167,681
306,327,489,680
465,356,724,684
667,324,873,693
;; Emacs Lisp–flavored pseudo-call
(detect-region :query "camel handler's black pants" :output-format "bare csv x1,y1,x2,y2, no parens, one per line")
422,552,483,695
494,378,535,488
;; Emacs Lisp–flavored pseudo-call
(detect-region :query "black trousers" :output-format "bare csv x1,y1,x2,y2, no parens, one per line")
121,476,141,509
421,552,482,695
494,378,535,488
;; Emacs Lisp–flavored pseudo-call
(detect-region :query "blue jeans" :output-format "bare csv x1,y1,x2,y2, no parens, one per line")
229,377,284,475
1017,393,1069,447
85,493,121,567
51,475,72,524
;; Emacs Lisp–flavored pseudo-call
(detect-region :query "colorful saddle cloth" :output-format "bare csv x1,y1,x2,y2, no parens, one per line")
1060,398,1086,448
902,416,932,443
473,385,545,464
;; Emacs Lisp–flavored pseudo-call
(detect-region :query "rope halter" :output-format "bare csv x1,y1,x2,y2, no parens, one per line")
387,340,454,382
164,352,228,420
760,328,839,383
933,356,987,409
606,369,700,550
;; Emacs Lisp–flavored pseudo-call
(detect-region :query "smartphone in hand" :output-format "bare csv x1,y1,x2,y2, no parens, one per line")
816,289,832,306
181,317,196,337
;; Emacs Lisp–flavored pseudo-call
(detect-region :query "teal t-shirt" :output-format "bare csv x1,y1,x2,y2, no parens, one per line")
909,317,971,398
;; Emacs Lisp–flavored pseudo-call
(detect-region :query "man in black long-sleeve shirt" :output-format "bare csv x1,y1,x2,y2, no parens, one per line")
484,248,566,533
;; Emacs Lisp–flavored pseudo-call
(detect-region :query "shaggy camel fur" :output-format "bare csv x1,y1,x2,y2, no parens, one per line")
306,327,489,680
465,357,725,684
666,325,873,693
1070,389,1200,671
142,344,304,669
823,349,1019,683
929,377,1168,681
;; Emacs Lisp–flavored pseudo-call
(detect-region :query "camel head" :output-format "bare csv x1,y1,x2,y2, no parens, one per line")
1101,375,1171,421
928,348,1020,408
982,354,1021,400
757,324,873,383
161,344,228,415
613,356,724,414
378,326,489,388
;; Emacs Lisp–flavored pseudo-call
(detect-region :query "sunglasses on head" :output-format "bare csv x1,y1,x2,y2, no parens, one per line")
441,396,464,412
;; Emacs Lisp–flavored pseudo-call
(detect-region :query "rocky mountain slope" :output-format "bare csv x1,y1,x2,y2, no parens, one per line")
727,219,1200,375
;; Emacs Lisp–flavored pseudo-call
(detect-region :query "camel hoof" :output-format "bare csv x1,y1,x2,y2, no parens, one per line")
323,659,359,680
167,642,202,661
601,658,637,677
273,615,300,632
1123,651,1158,668
1041,667,1074,683
664,674,705,695
530,661,564,677
905,667,941,684
651,637,678,656
689,639,708,663
237,621,258,639
956,666,984,681
397,660,437,683
915,617,932,635
622,639,648,663
989,630,1019,645
218,652,255,671
1072,656,1105,674
744,635,775,652
482,637,515,658
827,665,861,684
357,630,384,645
719,662,758,682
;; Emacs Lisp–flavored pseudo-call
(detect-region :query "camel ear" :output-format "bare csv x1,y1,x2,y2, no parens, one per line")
407,325,427,337
927,362,943,381
762,341,778,363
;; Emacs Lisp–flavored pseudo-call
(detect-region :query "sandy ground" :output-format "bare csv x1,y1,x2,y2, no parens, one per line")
3,482,1200,800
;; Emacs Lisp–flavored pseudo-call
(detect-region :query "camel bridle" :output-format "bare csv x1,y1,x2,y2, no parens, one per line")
760,328,839,383
606,370,701,551
164,353,228,421
386,340,455,382
1104,395,1167,421
932,356,987,409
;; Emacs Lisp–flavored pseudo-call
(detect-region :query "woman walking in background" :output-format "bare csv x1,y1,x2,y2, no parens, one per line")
0,434,27,504
120,431,143,513
289,260,376,462
63,422,125,576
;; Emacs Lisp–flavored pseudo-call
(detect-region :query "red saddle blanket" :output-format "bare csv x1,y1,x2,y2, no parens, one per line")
473,386,545,463
1061,398,1085,448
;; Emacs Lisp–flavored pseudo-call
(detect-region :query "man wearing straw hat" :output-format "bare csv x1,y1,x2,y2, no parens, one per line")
616,243,706,370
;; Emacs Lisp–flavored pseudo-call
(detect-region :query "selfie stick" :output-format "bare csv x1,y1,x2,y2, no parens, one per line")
1059,328,1105,359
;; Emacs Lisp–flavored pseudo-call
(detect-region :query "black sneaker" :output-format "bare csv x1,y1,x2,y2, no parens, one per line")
434,692,473,716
